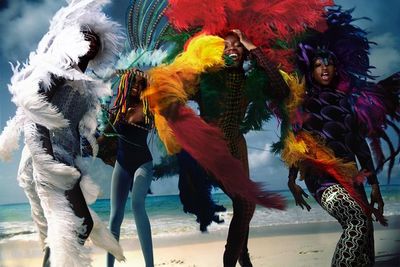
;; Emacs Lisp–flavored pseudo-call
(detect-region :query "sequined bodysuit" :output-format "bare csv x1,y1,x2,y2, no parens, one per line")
50,80,89,165
300,85,377,198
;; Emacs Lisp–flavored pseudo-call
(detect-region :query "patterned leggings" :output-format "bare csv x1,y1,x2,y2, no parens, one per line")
222,134,256,266
223,196,255,266
320,184,374,267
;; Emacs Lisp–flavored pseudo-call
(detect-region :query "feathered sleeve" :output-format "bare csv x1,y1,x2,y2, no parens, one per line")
249,47,290,100
353,72,400,182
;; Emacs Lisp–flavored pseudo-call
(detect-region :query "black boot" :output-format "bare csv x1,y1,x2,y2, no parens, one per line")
42,247,50,267
238,250,253,267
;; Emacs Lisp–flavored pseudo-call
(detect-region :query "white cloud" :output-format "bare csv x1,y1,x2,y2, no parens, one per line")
0,0,63,60
369,33,400,78
248,143,271,169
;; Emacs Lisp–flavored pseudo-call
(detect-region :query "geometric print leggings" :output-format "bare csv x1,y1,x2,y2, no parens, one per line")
320,184,375,267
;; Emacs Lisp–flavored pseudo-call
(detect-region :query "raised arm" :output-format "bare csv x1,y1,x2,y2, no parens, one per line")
232,29,290,100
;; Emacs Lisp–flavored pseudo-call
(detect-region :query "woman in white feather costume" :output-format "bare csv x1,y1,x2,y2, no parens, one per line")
0,0,126,266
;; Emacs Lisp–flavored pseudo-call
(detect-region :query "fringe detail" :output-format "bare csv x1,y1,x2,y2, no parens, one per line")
169,105,286,210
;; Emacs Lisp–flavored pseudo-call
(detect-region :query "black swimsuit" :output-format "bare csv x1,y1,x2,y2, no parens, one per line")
116,122,152,177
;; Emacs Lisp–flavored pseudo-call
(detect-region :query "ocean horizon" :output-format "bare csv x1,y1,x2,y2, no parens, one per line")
1,185,399,242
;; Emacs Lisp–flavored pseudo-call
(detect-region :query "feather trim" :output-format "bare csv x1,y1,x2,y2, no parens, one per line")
115,49,169,70
79,80,112,158
88,209,125,262
144,34,225,154
0,109,24,161
169,105,286,210
41,0,124,74
17,146,48,249
280,71,306,121
74,157,125,261
23,123,81,190
40,188,92,267
282,131,370,214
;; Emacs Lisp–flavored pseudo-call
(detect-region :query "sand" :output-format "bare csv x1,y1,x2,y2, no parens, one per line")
1,216,399,267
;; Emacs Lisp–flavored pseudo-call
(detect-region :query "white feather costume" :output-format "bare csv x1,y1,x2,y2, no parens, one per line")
0,0,126,266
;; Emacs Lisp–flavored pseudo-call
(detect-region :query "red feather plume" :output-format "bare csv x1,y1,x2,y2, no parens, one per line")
168,105,286,210
166,0,334,71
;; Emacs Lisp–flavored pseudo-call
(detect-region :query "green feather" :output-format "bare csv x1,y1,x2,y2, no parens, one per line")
241,65,273,133
199,71,226,120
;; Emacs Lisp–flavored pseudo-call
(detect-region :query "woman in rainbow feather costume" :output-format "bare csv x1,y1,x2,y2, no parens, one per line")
279,6,399,266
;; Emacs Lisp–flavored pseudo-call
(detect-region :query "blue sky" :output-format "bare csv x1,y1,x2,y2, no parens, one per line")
0,0,399,204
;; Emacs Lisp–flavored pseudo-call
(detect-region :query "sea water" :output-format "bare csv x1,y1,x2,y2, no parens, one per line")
0,185,399,242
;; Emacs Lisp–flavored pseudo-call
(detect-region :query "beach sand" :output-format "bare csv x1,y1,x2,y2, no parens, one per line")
1,215,399,267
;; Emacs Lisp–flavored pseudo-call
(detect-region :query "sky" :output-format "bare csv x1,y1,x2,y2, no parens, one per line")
0,0,399,204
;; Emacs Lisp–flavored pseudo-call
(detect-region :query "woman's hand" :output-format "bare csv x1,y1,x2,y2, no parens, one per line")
370,184,388,226
288,181,312,211
231,29,256,51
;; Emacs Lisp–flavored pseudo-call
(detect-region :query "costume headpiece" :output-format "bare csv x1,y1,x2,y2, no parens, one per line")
165,0,334,71
35,0,124,74
295,6,400,181
297,6,374,88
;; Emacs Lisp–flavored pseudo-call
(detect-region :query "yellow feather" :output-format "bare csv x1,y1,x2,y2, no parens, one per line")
143,34,225,154
282,131,358,181
281,132,308,167
279,70,306,117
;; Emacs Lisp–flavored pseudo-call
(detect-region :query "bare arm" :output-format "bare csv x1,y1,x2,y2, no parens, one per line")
355,137,387,225
287,166,311,211
232,29,290,100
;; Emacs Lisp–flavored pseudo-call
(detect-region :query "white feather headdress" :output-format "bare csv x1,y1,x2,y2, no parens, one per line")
37,0,124,74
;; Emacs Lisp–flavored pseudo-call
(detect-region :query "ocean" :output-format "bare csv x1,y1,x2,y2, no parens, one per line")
0,185,399,242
